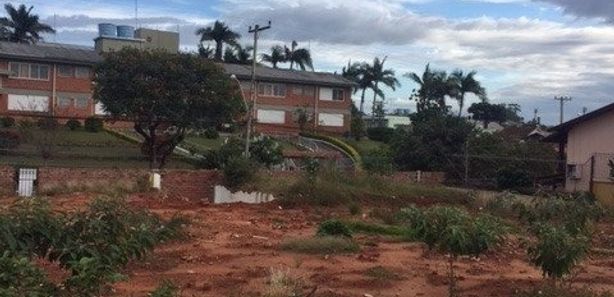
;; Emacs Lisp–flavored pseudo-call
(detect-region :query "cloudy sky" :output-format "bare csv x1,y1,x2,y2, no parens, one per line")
10,0,614,124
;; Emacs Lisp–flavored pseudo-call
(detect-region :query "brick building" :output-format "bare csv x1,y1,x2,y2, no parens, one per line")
0,41,101,121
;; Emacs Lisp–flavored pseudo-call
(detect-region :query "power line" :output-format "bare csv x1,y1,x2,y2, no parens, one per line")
554,96,572,124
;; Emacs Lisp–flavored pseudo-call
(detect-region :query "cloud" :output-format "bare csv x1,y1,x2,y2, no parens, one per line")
535,0,614,22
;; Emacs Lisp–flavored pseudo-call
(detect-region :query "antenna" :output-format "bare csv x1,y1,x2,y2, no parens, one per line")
135,0,139,29
53,13,57,42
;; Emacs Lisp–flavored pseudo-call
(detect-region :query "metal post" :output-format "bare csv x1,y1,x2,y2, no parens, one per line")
554,96,572,124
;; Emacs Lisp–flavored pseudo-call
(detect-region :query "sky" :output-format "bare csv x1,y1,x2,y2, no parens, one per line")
9,0,614,125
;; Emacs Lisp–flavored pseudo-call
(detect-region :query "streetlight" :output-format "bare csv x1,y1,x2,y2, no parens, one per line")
230,74,252,157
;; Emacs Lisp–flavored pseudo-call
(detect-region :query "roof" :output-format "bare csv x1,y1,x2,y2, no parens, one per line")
220,63,355,87
0,41,101,65
544,102,614,142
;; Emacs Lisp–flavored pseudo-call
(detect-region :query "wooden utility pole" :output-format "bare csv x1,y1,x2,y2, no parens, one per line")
244,21,271,157
554,96,572,124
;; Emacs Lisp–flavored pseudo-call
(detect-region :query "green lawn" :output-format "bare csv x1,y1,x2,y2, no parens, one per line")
345,138,389,156
183,135,227,152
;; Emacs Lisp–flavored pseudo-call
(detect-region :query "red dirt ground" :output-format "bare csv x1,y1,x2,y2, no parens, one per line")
4,194,614,297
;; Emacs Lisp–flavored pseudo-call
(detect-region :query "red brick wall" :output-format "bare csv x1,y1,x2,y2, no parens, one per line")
0,166,15,196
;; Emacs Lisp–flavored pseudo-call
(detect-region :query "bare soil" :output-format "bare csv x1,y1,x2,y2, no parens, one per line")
5,194,614,297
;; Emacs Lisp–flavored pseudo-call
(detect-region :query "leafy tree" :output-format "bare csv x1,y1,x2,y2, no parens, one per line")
505,103,524,123
223,43,253,64
198,43,214,59
284,40,313,70
341,60,373,114
0,4,55,43
350,104,365,140
468,102,507,128
93,48,243,169
261,45,286,68
405,64,455,114
294,106,312,132
450,70,486,117
195,20,240,61
369,56,400,115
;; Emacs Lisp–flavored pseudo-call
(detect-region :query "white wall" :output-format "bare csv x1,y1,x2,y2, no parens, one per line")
257,109,285,124
318,113,344,127
319,87,333,101
8,94,48,112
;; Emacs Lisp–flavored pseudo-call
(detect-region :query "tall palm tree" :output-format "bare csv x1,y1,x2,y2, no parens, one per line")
261,45,286,68
195,20,240,61
0,4,55,44
224,44,253,64
284,40,313,71
405,64,455,113
342,60,368,114
450,70,486,117
369,57,400,115
198,44,214,59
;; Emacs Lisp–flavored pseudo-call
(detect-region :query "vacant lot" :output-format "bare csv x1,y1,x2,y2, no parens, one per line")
13,194,614,297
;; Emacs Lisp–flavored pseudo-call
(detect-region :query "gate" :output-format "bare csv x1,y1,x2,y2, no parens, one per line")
17,168,37,197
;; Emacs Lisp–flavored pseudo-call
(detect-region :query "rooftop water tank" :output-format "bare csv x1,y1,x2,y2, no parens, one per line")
98,23,117,37
117,25,135,38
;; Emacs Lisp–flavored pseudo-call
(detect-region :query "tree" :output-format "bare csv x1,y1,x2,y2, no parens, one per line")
223,44,253,64
405,64,455,114
93,48,243,169
467,102,507,128
198,44,214,59
0,4,55,44
261,45,286,68
369,57,400,115
195,20,240,61
341,60,374,114
284,40,313,70
504,103,524,123
450,70,486,117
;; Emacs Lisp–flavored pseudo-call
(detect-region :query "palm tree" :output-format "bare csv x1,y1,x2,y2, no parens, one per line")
198,44,214,59
342,60,368,114
405,64,455,113
261,45,286,68
450,70,486,117
224,44,253,64
0,4,55,44
369,57,400,115
284,40,313,71
195,20,240,61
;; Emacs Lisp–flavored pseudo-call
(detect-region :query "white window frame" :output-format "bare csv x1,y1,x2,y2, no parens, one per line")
8,62,50,81
332,88,345,101
58,96,72,108
58,65,74,77
318,113,344,127
7,94,49,112
258,83,286,98
257,109,286,124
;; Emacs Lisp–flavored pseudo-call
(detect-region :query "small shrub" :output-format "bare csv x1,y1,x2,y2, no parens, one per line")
198,149,222,169
265,268,314,297
363,147,395,174
223,156,256,189
528,224,590,279
1,116,15,128
496,167,533,192
84,116,103,133
317,219,352,238
149,280,179,297
250,136,284,168
36,117,59,130
203,127,219,139
0,130,20,152
0,252,57,297
366,127,395,143
17,119,35,128
280,236,360,254
346,221,411,237
364,266,401,281
350,116,365,140
348,202,361,216
66,118,82,130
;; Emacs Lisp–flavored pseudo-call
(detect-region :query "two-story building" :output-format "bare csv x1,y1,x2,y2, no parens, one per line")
222,63,354,135
0,41,101,121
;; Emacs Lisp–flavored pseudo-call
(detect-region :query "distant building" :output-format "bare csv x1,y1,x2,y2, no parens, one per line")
545,102,614,206
363,115,411,129
94,24,179,53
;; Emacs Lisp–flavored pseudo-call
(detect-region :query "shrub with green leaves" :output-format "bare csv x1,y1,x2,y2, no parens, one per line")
0,116,15,128
0,252,57,297
528,224,590,279
223,156,256,189
150,280,180,297
203,127,219,139
0,130,20,153
317,219,353,238
84,116,104,132
66,118,82,130
36,117,59,130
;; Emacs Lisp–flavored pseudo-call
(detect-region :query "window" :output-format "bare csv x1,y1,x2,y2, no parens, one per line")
258,83,286,97
75,97,89,108
7,94,49,112
257,109,285,124
58,65,74,77
318,113,344,127
292,85,315,97
8,62,49,80
567,164,581,180
332,89,344,101
58,97,72,108
75,67,90,79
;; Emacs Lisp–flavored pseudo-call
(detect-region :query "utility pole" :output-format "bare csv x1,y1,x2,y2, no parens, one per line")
244,21,271,157
554,96,572,124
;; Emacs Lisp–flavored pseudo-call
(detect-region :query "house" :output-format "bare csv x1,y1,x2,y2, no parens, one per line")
222,63,354,135
544,102,614,206
0,41,101,121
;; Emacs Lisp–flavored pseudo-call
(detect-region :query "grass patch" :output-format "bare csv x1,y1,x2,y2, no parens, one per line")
364,266,401,281
346,221,413,238
280,236,360,254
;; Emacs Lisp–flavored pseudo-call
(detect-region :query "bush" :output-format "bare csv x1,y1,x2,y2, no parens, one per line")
84,116,103,133
36,117,59,130
0,116,15,128
366,127,395,143
350,116,365,140
496,167,533,192
280,236,360,254
317,219,353,238
0,252,57,297
66,118,82,130
250,136,284,168
149,280,179,297
223,156,256,189
0,130,20,152
203,127,219,139
363,147,395,174
528,224,590,279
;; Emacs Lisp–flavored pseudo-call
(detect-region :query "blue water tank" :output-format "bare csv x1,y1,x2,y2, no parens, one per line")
117,25,135,38
98,23,117,37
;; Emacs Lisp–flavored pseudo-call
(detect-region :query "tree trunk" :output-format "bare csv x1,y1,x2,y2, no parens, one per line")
215,41,223,61
359,88,366,114
458,93,465,117
372,82,379,116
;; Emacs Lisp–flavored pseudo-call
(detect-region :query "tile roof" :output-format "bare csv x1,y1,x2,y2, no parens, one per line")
220,63,355,87
0,41,101,65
